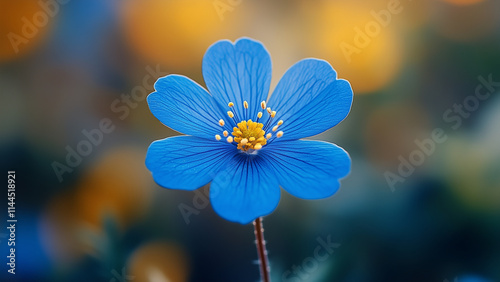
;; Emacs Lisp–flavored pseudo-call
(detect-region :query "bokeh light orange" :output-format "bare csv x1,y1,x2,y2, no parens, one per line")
73,147,153,230
119,0,237,70
304,0,404,94
127,241,189,282
0,1,52,62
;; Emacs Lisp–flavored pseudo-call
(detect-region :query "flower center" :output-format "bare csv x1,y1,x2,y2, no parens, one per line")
232,120,267,151
214,100,284,152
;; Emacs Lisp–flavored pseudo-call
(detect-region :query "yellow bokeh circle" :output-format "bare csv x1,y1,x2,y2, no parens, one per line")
119,0,236,70
127,241,189,282
73,147,153,230
306,1,404,94
0,1,53,62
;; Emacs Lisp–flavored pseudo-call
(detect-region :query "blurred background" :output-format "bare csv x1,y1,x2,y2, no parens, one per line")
1,0,499,281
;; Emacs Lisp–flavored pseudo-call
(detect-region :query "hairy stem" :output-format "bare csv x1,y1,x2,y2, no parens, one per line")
254,217,270,282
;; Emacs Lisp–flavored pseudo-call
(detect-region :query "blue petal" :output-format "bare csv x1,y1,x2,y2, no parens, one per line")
267,59,353,140
145,136,235,190
148,75,228,139
260,140,351,199
202,38,272,121
210,153,280,224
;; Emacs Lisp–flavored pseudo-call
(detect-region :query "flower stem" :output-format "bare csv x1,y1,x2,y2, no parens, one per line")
253,217,270,282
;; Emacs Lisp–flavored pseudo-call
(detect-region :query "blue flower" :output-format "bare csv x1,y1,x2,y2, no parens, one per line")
146,38,353,224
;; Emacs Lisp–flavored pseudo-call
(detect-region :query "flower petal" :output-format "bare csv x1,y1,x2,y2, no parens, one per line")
210,154,280,224
202,38,272,120
260,140,351,199
145,136,235,190
267,59,353,140
148,75,228,139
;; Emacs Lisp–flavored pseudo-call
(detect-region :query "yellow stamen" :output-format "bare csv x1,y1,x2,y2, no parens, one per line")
216,101,283,151
231,119,268,151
